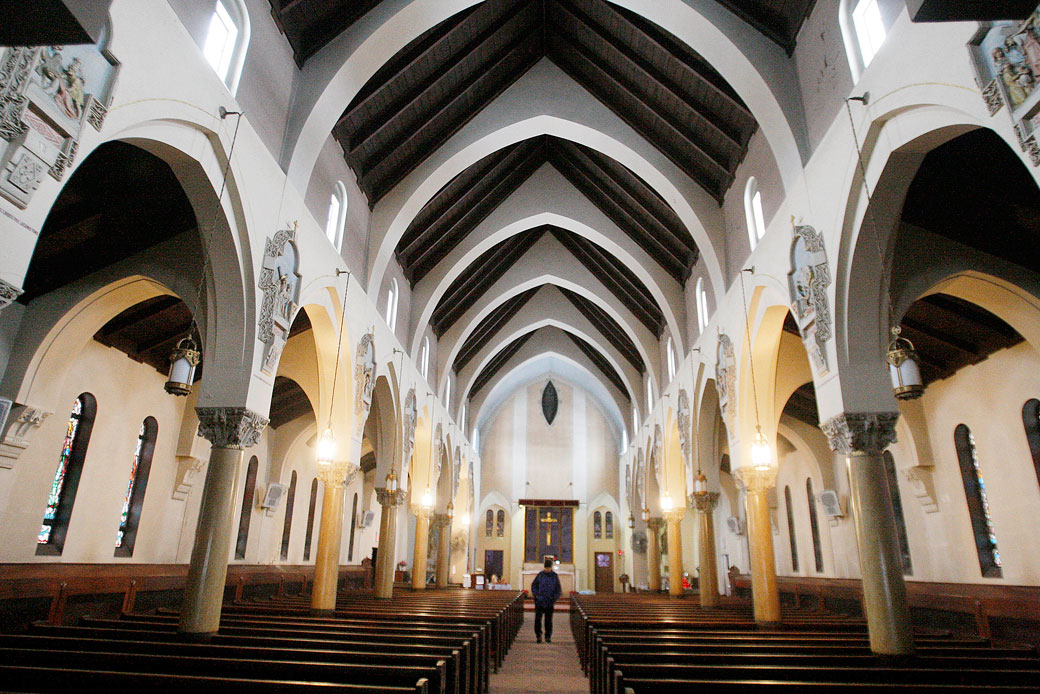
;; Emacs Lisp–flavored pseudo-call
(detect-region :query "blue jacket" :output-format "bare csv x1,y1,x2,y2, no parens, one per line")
530,569,562,608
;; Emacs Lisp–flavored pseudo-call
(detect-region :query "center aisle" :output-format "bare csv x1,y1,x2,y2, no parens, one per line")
489,601,589,694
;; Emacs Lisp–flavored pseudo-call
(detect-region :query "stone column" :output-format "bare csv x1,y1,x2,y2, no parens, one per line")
692,491,721,607
411,507,432,590
373,487,407,598
646,517,664,592
736,466,781,624
434,513,452,588
664,508,686,597
311,468,348,613
822,413,914,655
179,407,267,637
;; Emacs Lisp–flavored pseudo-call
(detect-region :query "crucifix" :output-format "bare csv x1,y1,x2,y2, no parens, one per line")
540,511,559,544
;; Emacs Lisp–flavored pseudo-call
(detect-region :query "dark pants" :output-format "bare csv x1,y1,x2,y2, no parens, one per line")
534,603,554,640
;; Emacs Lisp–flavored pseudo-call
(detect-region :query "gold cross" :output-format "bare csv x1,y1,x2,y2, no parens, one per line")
540,512,559,544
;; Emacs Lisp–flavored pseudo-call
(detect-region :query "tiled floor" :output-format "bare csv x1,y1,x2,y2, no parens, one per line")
490,611,588,693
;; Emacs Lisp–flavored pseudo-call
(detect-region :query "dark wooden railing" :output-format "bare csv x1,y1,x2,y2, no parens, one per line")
730,574,1040,638
0,562,372,628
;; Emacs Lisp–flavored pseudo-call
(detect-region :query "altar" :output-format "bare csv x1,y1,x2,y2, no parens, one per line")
522,566,577,595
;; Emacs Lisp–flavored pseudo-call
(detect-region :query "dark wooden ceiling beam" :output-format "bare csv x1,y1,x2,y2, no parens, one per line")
470,332,535,395
566,332,630,398
454,288,539,371
344,1,537,158
711,0,797,54
900,317,980,356
358,36,542,202
562,288,645,372
94,295,184,338
551,0,743,164
134,322,195,355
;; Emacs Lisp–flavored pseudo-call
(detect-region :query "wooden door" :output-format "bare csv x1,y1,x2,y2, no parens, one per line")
484,550,504,582
594,552,614,593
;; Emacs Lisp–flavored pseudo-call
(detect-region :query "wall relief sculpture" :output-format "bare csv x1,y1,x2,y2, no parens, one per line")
788,222,832,374
677,389,691,474
452,447,461,499
258,224,301,375
969,12,1040,166
433,423,443,483
402,388,416,486
715,333,736,423
0,42,118,208
354,332,375,437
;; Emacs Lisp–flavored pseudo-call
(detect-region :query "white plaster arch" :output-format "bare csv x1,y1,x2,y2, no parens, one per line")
284,0,804,219
369,114,726,306
409,166,685,356
436,237,659,395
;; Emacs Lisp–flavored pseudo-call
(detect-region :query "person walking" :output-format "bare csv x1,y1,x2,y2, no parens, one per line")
530,558,562,643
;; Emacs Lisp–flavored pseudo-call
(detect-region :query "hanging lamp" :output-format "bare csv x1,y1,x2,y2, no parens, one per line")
164,336,201,396
886,326,924,400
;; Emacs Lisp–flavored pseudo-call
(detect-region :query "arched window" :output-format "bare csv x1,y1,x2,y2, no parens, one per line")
485,509,494,538
606,512,615,539
235,456,258,560
840,0,888,82
325,182,347,250
954,425,1001,577
115,417,158,557
621,428,628,454
496,509,505,537
473,427,480,452
666,337,677,383
744,177,767,248
279,471,298,561
632,405,639,434
695,278,709,334
645,379,653,415
347,492,358,562
882,451,913,576
385,278,399,333
593,511,602,539
805,478,823,573
303,478,318,561
1023,400,1040,490
38,393,96,555
460,401,467,430
420,336,430,380
784,485,799,572
444,376,452,412
202,0,249,95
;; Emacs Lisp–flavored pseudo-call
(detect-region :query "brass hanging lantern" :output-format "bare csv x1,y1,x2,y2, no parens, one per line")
385,468,398,494
693,471,708,497
315,428,335,471
750,425,773,471
886,326,924,400
627,513,635,530
165,336,201,396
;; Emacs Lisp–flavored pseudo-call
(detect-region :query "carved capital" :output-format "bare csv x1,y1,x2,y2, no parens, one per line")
735,466,778,493
646,517,665,531
663,508,686,524
317,461,359,487
433,513,452,529
195,407,268,449
691,491,721,512
375,487,408,507
820,412,898,456
0,278,21,311
0,404,51,468
414,506,433,521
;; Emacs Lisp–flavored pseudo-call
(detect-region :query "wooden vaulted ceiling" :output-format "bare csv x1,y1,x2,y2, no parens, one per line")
470,332,535,396
93,296,202,381
330,0,759,205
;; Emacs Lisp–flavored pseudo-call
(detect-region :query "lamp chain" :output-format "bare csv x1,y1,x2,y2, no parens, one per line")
738,268,762,431
327,271,350,431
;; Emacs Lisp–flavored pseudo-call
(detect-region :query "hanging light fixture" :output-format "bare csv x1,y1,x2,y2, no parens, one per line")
660,490,673,513
628,513,635,529
316,428,335,471
693,470,708,497
421,486,435,510
740,267,775,473
316,268,350,469
164,336,201,396
460,513,471,528
385,468,398,494
446,501,454,521
886,326,924,400
641,507,650,522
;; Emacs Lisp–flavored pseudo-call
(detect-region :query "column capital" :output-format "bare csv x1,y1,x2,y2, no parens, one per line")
0,403,51,468
735,466,778,493
375,487,408,507
691,491,721,512
820,412,898,456
0,279,21,311
195,407,268,449
663,508,686,524
646,517,665,531
414,506,433,520
432,513,452,529
317,466,351,486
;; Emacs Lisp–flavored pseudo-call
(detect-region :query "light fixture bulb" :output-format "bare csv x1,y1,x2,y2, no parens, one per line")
316,428,335,469
660,491,673,512
385,468,397,494
694,471,708,496
460,513,471,528
447,500,454,520
165,336,200,396
886,326,924,400
421,486,434,510
627,513,635,529
750,426,772,470
641,507,649,522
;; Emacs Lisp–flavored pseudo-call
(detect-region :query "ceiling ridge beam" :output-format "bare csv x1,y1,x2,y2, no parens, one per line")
471,332,535,395
561,288,645,372
455,289,539,371
565,332,629,396
551,0,743,162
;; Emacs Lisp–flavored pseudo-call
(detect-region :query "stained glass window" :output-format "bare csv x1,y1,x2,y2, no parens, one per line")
593,511,602,539
485,509,494,538
605,512,614,539
784,485,799,572
806,478,824,573
303,478,318,561
115,422,146,548
496,509,505,537
39,397,83,545
281,471,299,561
954,425,1002,578
1023,400,1040,491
